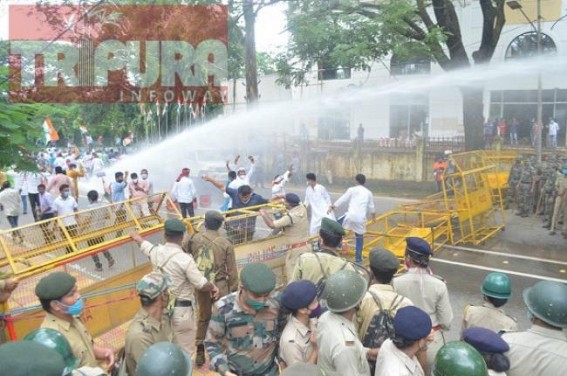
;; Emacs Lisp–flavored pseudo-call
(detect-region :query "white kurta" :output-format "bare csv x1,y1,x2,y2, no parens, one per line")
304,183,335,235
333,185,375,234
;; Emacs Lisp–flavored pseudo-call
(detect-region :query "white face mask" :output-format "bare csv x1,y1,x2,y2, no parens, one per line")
133,179,138,184
141,174,148,180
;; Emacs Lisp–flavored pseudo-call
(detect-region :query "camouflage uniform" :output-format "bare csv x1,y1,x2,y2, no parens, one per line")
516,164,534,217
542,169,558,226
506,161,522,208
205,291,285,376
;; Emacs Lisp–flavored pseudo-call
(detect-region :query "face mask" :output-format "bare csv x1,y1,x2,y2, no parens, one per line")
245,296,266,311
61,191,70,198
58,297,84,316
141,174,148,180
309,304,322,318
132,179,138,184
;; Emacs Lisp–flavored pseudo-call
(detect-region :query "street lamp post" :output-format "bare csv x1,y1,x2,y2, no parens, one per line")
507,0,542,162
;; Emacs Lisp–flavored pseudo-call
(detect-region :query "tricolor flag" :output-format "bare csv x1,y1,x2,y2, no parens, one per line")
42,118,59,144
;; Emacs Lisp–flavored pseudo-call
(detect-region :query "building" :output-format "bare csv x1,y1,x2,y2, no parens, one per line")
226,0,567,147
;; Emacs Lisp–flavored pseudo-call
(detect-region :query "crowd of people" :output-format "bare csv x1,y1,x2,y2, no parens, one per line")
1,144,567,375
483,117,563,149
506,155,567,238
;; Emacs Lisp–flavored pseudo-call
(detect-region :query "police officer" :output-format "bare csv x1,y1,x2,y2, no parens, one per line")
206,263,285,376
289,218,354,293
462,327,511,376
0,340,68,376
136,342,192,376
35,271,115,369
317,269,377,376
506,159,522,210
358,248,413,342
375,306,431,376
260,193,310,277
502,281,567,376
183,210,238,366
129,219,219,355
462,272,517,334
516,161,534,217
124,272,174,375
392,237,453,373
432,342,488,376
279,280,320,368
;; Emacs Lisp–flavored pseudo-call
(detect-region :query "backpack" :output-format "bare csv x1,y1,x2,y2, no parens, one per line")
313,253,347,298
193,235,219,282
362,291,404,348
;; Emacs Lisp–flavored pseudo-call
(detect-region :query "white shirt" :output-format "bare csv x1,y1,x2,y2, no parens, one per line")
91,157,104,173
54,157,66,170
171,176,197,203
0,188,22,216
271,170,290,198
333,185,375,234
15,172,29,195
26,173,45,195
374,339,424,376
549,121,559,136
53,196,78,226
304,183,335,235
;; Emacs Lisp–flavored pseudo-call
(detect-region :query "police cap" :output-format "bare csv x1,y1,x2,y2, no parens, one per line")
285,193,301,206
164,219,186,236
320,218,345,237
394,306,432,341
462,327,509,354
281,280,317,310
240,263,276,295
204,210,224,228
405,237,433,257
369,248,400,272
35,272,76,300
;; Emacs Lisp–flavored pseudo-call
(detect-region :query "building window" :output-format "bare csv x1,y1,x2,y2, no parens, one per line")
505,32,557,60
318,65,352,81
389,94,429,139
390,54,431,75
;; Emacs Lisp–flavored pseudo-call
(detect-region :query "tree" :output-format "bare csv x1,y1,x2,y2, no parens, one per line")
279,0,507,150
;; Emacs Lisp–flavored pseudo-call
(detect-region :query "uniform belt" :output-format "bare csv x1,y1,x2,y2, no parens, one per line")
174,300,192,307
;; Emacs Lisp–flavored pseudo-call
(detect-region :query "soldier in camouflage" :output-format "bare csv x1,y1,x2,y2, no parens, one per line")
506,159,522,210
205,263,286,376
542,165,559,228
516,161,534,217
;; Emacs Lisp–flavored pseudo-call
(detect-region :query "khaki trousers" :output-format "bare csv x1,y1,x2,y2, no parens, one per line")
172,306,197,355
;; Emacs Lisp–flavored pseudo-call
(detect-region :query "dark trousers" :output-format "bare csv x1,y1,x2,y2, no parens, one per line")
179,202,195,218
29,193,40,220
89,236,114,268
39,213,57,244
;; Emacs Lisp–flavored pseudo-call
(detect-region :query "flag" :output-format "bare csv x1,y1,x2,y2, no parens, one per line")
79,125,88,134
42,118,59,143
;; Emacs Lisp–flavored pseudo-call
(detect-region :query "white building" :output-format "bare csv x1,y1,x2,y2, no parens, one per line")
226,0,567,146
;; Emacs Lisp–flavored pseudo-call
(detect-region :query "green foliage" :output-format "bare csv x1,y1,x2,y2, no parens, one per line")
256,52,277,76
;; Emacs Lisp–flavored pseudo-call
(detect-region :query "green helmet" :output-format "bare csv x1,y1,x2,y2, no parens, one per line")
481,272,511,299
136,342,192,376
323,269,367,313
24,328,79,374
433,341,488,376
523,281,567,328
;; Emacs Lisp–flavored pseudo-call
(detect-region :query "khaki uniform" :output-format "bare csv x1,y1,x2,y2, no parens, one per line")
183,229,238,346
392,269,453,371
461,301,517,334
279,315,316,367
357,284,413,339
550,175,567,233
141,240,207,354
40,312,98,368
289,249,354,284
317,311,371,376
124,309,174,376
374,338,424,376
273,205,311,277
502,325,567,376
